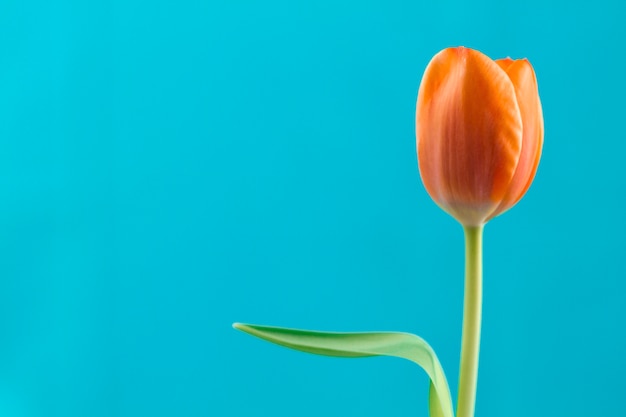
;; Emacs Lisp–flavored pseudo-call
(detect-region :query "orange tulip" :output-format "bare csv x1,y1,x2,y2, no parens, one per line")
416,47,543,226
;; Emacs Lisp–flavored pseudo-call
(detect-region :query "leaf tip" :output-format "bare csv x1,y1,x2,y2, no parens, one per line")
233,322,257,335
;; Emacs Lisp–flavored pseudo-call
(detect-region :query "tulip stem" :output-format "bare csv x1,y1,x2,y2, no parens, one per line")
456,225,483,417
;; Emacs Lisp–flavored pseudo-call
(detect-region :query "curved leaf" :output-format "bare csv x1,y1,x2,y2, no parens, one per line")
233,323,454,417
429,381,446,417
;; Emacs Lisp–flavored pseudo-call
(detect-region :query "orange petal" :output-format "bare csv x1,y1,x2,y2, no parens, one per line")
488,59,544,220
495,57,515,72
416,47,523,226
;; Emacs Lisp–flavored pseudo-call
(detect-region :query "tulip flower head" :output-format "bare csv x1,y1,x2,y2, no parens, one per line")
416,47,543,226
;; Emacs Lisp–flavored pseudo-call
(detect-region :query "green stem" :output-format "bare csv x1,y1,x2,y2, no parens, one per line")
456,225,483,417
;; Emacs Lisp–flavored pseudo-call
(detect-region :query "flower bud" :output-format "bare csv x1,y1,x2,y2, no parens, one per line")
416,47,543,226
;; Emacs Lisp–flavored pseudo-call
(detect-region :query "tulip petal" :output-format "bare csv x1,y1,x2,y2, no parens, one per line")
488,59,544,220
495,57,515,72
416,47,523,226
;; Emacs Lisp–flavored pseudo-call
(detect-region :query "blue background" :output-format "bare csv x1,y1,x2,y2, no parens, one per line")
1,0,624,416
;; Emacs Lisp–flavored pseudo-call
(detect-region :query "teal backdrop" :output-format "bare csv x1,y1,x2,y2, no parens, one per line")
1,0,624,416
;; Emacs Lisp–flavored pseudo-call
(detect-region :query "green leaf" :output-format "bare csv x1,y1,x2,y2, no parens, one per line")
429,381,446,417
233,323,454,417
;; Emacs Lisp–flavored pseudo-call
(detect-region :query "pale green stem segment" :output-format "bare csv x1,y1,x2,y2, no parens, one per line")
456,225,483,417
